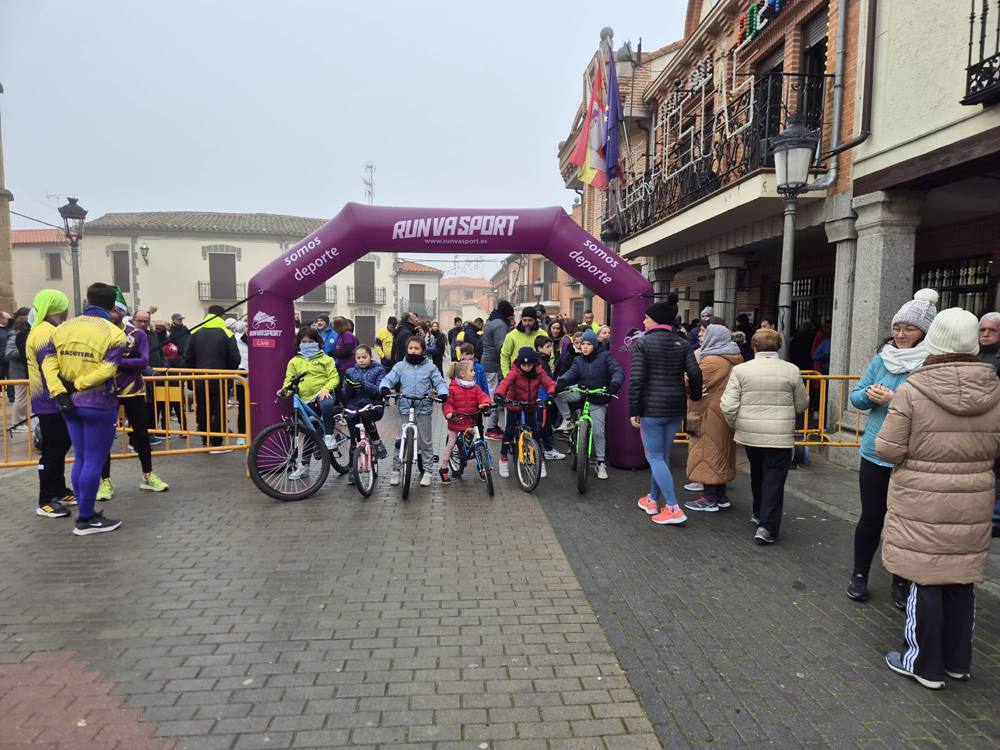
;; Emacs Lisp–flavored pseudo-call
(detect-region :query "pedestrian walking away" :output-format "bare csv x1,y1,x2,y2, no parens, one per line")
846,288,937,606
876,308,1000,690
720,327,809,544
181,305,241,451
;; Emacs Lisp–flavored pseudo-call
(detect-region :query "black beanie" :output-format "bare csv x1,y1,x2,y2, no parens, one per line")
497,300,514,318
645,293,678,325
520,306,538,320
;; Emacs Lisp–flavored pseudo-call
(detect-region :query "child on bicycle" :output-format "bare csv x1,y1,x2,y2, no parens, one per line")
533,336,565,462
379,335,449,487
341,344,388,459
439,359,491,484
282,327,341,449
494,347,555,479
555,329,624,480
459,343,490,396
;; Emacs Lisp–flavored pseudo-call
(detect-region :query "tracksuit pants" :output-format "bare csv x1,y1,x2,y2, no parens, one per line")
37,412,71,505
64,406,118,520
744,445,792,537
393,412,433,473
103,396,153,478
901,583,975,682
485,372,500,429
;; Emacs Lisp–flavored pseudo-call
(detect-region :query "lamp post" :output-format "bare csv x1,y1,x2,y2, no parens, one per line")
770,120,820,360
58,197,87,315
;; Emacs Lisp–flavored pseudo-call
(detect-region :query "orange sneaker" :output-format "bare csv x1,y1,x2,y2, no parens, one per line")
651,506,687,525
637,495,658,515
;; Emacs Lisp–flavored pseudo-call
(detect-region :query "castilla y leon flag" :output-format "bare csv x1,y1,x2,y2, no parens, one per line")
569,57,609,191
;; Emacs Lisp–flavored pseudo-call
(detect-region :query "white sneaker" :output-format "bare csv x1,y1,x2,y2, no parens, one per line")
596,462,608,480
288,464,308,480
555,418,573,433
499,459,510,478
419,472,431,487
323,434,335,450
544,449,565,460
390,470,400,486
235,437,246,446
541,462,548,478
684,482,704,492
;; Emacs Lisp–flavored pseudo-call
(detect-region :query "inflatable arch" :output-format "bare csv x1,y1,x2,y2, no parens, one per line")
247,204,653,469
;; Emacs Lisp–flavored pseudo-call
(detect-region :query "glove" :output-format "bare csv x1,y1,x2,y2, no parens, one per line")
607,384,620,395
276,388,290,398
380,387,391,398
58,375,77,394
437,394,448,404
346,378,362,391
493,393,504,405
57,393,75,414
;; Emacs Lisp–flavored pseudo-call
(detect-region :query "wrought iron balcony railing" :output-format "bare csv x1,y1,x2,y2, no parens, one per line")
298,285,337,305
608,71,830,241
347,287,387,305
963,1,1000,105
399,297,437,320
198,280,247,301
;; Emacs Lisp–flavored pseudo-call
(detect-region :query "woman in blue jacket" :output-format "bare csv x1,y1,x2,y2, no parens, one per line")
847,289,937,607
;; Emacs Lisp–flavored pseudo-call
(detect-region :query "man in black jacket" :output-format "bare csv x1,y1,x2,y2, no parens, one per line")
165,313,190,367
182,305,241,451
390,312,418,364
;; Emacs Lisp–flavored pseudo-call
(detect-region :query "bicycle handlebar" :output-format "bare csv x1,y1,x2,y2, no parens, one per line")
385,392,445,402
448,407,493,419
497,397,549,408
565,386,619,399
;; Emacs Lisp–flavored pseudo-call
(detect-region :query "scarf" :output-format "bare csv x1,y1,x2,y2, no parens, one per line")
84,304,113,321
28,289,69,326
879,343,928,374
698,324,741,358
457,378,477,388
299,342,321,358
198,314,234,337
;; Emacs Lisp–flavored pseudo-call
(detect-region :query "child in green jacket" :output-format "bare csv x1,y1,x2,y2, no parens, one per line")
282,327,341,447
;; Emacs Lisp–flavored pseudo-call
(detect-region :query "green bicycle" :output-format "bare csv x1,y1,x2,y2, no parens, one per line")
564,386,617,495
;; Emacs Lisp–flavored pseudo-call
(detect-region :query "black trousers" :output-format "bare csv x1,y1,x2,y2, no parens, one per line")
104,396,153,476
901,583,975,682
37,412,71,504
703,483,728,502
346,406,384,444
745,446,792,536
235,380,246,434
194,381,226,447
853,458,909,588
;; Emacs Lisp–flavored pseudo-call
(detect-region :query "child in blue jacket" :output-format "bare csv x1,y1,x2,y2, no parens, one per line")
459,342,490,396
342,345,388,459
534,336,564,462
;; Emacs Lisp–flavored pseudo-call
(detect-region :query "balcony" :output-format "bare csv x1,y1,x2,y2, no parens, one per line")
962,1,1000,106
198,280,247,301
347,286,387,305
298,285,337,305
609,72,830,241
399,297,437,320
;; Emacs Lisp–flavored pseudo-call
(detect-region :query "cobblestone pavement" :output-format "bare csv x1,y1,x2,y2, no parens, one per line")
0,423,997,749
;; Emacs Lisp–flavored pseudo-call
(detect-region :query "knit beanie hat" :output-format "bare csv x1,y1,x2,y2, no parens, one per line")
520,306,538,321
496,300,514,318
581,330,598,346
700,306,714,317
891,288,938,333
645,293,678,325
516,347,538,366
924,308,980,357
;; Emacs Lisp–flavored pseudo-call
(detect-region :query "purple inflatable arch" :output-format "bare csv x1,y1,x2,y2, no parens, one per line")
247,203,653,469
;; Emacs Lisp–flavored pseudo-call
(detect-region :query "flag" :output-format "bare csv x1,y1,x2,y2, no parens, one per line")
603,44,624,183
569,57,609,191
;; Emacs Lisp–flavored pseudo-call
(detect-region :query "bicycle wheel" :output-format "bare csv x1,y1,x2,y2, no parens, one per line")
575,420,590,495
569,423,578,472
449,437,467,479
328,421,352,474
248,420,330,501
516,434,542,494
476,441,494,497
350,441,376,498
401,432,415,500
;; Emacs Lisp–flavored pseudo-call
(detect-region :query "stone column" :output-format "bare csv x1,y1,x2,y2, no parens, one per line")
849,191,924,375
708,252,742,326
651,268,674,299
824,203,858,463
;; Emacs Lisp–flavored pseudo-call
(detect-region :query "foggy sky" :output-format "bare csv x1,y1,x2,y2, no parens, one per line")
1,0,685,277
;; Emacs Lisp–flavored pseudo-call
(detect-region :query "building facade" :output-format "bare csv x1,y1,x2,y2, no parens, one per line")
439,277,494,326
396,260,443,323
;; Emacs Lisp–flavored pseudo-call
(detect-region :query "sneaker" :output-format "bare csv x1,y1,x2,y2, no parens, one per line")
541,462,548,479
419,472,431,487
945,669,971,681
651,506,687,525
61,492,77,507
715,498,732,509
555,418,573,433
375,440,388,459
754,527,776,545
684,497,719,512
96,478,114,502
498,457,510,478
390,470,401,486
73,511,122,536
288,464,308,481
324,434,335,450
140,472,169,492
235,437,246,446
486,428,504,441
637,495,658,515
750,514,760,526
885,651,944,690
683,482,704,492
37,499,71,518
846,573,870,602
439,467,451,484
544,449,566,460
596,462,608,480
209,448,233,455
891,579,910,611
147,435,164,446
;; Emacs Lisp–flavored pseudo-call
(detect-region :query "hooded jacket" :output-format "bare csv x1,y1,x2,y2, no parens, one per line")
26,319,60,415
443,379,491,431
390,319,418,364
379,355,448,416
876,360,1000,585
283,351,340,402
686,353,743,484
556,349,624,405
495,364,556,412
342,361,387,410
115,323,150,398
481,309,512,373
628,328,702,418
499,323,545,376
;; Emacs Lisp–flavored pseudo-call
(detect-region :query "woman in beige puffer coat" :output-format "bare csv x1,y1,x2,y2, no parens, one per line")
876,308,1000,690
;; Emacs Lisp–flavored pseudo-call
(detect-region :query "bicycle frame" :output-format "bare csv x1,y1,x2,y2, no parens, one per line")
567,387,611,459
449,410,493,474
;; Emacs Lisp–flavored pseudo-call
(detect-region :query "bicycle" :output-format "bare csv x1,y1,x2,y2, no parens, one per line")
496,397,546,494
247,374,352,501
446,407,495,497
385,392,444,500
344,403,382,498
563,386,617,495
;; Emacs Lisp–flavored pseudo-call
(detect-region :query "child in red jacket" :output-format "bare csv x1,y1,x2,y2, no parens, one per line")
440,359,491,484
494,347,556,478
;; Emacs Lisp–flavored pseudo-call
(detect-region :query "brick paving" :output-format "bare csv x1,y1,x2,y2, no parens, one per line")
0,421,997,749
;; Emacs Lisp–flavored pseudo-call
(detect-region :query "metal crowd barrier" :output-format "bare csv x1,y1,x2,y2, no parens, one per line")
0,369,250,469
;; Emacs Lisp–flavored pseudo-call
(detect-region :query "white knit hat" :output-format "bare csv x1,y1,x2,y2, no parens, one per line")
700,306,714,316
924,308,980,356
892,288,938,333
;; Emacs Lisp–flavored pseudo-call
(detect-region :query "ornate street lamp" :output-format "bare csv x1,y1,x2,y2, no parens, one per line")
770,120,820,360
58,197,87,315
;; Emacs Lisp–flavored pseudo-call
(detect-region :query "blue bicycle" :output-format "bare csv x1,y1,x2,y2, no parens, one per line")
247,373,352,501
446,407,495,496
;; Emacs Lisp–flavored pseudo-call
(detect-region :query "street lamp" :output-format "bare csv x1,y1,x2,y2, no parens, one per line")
771,119,820,360
58,197,87,315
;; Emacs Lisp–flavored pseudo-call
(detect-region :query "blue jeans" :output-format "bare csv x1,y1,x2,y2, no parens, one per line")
312,397,339,435
639,417,681,507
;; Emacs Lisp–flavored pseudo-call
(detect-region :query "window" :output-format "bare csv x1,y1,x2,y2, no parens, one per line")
463,289,474,300
44,252,62,280
354,315,377,347
354,261,375,304
572,298,585,322
302,285,327,303
208,253,238,300
800,9,829,130
111,249,131,293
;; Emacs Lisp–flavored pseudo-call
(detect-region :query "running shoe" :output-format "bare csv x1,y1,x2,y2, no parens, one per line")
323,434,335,450
754,527,776,545
288,464,308,481
945,669,971,681
714,498,732,509
683,482,704,492
555,418,573,433
419,472,431,487
140,473,169,492
885,651,944,690
498,457,510,478
73,511,122,536
891,579,910,611
596,462,608,480
541,462,548,478
651,507,687,525
439,467,451,484
96,478,114,502
684,497,719,512
637,495,658,515
61,492,77,507
147,435,164,446
544,449,566,461
37,499,71,518
375,440,388,459
750,514,760,525
486,427,504,441
846,573,869,602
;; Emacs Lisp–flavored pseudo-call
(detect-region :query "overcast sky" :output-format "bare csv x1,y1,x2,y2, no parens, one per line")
2,0,685,277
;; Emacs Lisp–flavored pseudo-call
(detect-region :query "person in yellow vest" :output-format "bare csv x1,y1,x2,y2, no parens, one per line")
375,316,397,368
583,309,601,334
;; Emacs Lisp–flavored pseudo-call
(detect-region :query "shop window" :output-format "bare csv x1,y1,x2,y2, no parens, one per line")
792,274,833,327
917,259,993,315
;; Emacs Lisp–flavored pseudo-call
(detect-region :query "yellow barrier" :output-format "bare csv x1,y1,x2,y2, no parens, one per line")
1,370,249,469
